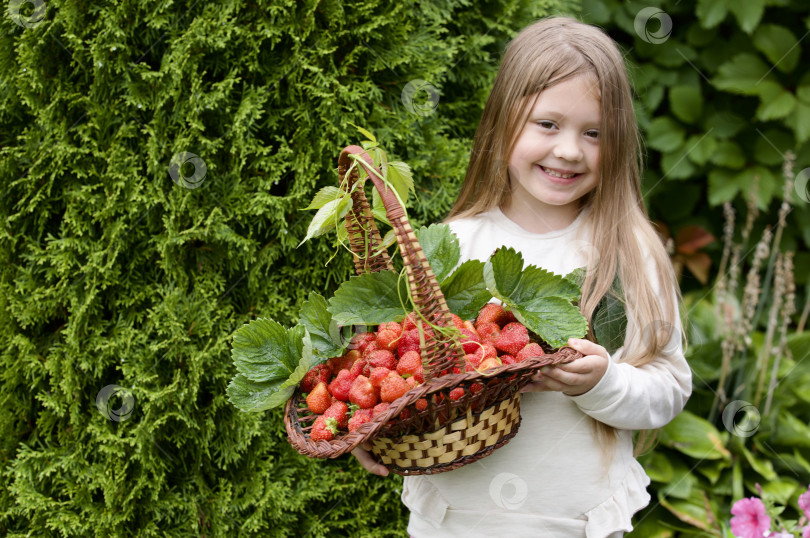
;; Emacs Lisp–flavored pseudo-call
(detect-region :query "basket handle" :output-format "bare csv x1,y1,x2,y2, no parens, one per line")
338,146,465,381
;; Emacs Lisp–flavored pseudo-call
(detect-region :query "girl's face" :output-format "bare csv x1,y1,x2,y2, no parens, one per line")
506,74,601,228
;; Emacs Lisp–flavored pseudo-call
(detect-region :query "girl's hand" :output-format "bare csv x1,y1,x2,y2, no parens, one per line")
351,443,389,476
520,338,610,396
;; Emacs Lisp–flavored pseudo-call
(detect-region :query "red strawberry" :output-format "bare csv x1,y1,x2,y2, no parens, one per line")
415,398,428,411
323,401,349,430
494,322,530,355
349,375,378,409
470,343,497,365
380,371,410,403
368,349,397,370
477,321,501,345
372,402,390,417
476,303,508,328
379,321,403,337
310,415,338,441
362,341,380,359
449,387,465,400
328,369,355,402
397,329,421,356
348,409,372,432
300,363,331,393
449,314,466,331
479,356,503,371
397,351,424,382
517,343,545,362
369,367,392,388
405,376,420,389
504,310,518,324
400,408,412,420
402,312,419,332
305,382,332,414
375,329,400,352
350,332,377,354
349,357,371,378
459,328,481,355
470,382,483,394
500,354,518,365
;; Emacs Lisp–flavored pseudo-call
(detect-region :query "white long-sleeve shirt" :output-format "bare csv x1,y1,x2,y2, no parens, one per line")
402,207,692,538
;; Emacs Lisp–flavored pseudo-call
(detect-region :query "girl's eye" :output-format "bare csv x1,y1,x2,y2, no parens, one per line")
537,121,556,129
585,130,599,139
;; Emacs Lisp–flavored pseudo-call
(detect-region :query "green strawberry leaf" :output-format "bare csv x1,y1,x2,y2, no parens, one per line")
327,270,410,325
299,194,352,245
415,223,461,283
304,186,343,210
593,287,628,355
299,292,345,360
484,248,587,348
386,160,415,205
227,373,297,412
440,260,490,320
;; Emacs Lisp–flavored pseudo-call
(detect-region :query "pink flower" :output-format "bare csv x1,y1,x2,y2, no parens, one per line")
799,485,810,516
731,497,771,538
803,526,810,538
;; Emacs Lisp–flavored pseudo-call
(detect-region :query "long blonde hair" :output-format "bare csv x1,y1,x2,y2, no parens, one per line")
448,16,682,452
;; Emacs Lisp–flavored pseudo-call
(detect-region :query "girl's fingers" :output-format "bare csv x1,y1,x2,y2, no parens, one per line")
567,338,609,359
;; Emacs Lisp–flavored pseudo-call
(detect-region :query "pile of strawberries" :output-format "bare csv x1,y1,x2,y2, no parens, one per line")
300,303,547,441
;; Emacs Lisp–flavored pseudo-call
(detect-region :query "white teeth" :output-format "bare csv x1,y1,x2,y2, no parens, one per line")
542,166,576,179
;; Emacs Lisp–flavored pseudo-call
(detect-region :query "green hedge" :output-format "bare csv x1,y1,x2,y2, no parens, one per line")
0,0,572,535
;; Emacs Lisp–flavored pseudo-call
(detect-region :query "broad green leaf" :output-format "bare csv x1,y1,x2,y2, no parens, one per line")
511,265,581,307
708,169,740,206
661,150,697,180
659,490,715,532
685,134,717,166
696,459,729,485
703,111,746,139
415,223,461,284
371,186,391,226
774,411,810,448
639,450,674,483
349,122,376,144
659,410,731,460
756,85,796,121
753,24,800,73
227,374,295,412
754,128,794,166
299,292,344,360
592,286,627,355
304,186,343,210
386,161,414,206
646,117,686,152
510,298,589,349
729,0,765,34
483,247,525,299
440,260,491,320
713,54,775,95
669,85,703,124
709,140,745,169
327,270,409,325
300,195,351,244
759,479,798,506
232,320,308,383
660,459,699,499
740,443,776,481
785,100,810,143
696,0,729,28
733,166,777,209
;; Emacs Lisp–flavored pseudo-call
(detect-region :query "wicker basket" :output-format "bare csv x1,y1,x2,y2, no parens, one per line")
284,145,582,475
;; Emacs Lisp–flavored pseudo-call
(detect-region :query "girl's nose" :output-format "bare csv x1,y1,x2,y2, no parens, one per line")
552,133,583,161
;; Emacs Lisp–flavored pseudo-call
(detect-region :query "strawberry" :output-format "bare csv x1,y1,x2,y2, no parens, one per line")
348,409,372,432
379,321,403,338
310,415,338,441
469,343,497,366
397,351,424,382
349,357,371,378
517,342,545,362
449,387,465,400
500,354,518,365
372,402,390,417
470,382,483,394
476,302,508,328
362,340,380,359
449,314,466,331
300,363,331,393
463,320,476,332
405,375,420,389
400,408,412,420
328,369,355,402
397,329,421,356
369,367,392,389
323,400,349,430
402,312,419,332
380,371,410,403
415,398,428,411
367,349,397,370
350,332,377,354
479,356,503,371
504,310,518,324
349,375,378,409
375,328,400,353
305,382,332,414
477,321,501,345
494,322,530,355
459,328,481,355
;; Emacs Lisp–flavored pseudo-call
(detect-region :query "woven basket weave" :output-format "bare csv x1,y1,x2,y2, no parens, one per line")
284,145,582,475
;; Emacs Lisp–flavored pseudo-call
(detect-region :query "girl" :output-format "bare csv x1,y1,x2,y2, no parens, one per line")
353,16,691,538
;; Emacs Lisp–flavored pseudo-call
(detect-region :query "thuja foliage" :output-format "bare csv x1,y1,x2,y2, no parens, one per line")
0,0,572,535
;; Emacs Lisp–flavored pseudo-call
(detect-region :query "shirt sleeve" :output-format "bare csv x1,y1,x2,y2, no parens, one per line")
569,258,692,430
